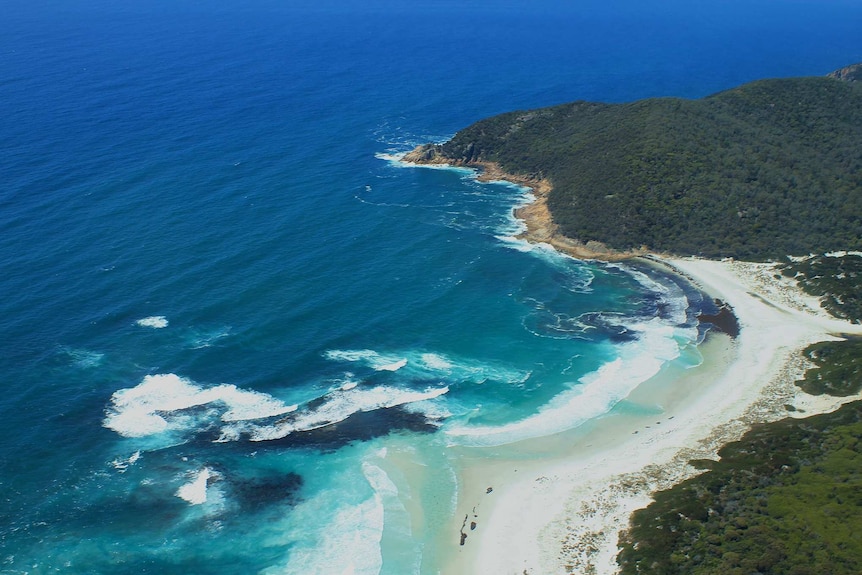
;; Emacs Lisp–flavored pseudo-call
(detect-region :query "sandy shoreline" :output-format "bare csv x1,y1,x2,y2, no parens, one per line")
397,156,862,574
396,152,862,574
441,256,862,575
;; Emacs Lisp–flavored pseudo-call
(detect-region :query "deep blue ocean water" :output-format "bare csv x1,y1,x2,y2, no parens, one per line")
2,1,861,573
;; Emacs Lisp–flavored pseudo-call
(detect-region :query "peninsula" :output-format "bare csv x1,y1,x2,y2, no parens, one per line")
405,63,862,261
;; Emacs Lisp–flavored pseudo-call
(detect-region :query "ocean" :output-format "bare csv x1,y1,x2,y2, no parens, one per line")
1,1,860,573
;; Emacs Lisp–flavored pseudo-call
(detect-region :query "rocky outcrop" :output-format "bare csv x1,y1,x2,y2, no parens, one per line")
402,141,481,165
402,143,448,164
402,144,643,262
828,63,862,83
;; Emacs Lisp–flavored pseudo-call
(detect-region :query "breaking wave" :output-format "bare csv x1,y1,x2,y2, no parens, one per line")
135,316,168,329
103,373,298,439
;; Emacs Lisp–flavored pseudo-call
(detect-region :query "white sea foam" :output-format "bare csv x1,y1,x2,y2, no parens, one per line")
103,373,297,438
377,358,407,372
111,450,141,472
374,151,407,163
498,238,598,293
447,318,697,447
324,349,408,371
272,453,412,575
611,262,691,325
325,348,527,386
362,461,399,502
276,491,385,575
420,353,452,370
135,316,168,328
423,350,529,385
441,261,693,445
187,326,231,349
246,385,449,441
376,151,474,173
494,189,534,238
523,306,592,341
328,349,408,371
176,467,216,505
496,234,536,252
402,398,452,422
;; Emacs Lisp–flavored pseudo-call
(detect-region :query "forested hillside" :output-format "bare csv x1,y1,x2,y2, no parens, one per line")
419,65,862,260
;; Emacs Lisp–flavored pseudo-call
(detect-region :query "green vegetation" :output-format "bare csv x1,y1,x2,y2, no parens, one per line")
616,332,862,574
430,66,862,260
795,339,862,396
781,254,862,323
784,253,862,395
617,401,862,575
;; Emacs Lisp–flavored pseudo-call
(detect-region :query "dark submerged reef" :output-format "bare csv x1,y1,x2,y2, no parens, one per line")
249,406,439,452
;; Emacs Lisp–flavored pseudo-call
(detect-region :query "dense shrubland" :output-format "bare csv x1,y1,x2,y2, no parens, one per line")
780,254,862,323
433,73,862,260
616,400,862,575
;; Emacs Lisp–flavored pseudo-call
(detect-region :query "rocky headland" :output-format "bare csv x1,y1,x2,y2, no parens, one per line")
402,145,645,262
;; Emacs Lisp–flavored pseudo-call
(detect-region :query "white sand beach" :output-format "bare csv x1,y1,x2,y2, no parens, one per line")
443,256,862,575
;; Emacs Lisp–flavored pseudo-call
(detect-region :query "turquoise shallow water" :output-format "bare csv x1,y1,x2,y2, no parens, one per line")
2,1,861,573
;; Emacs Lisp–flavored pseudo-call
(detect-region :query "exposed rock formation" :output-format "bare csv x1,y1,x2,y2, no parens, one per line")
828,63,862,82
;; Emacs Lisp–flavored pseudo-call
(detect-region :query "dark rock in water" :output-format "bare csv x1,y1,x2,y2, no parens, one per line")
698,298,740,338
